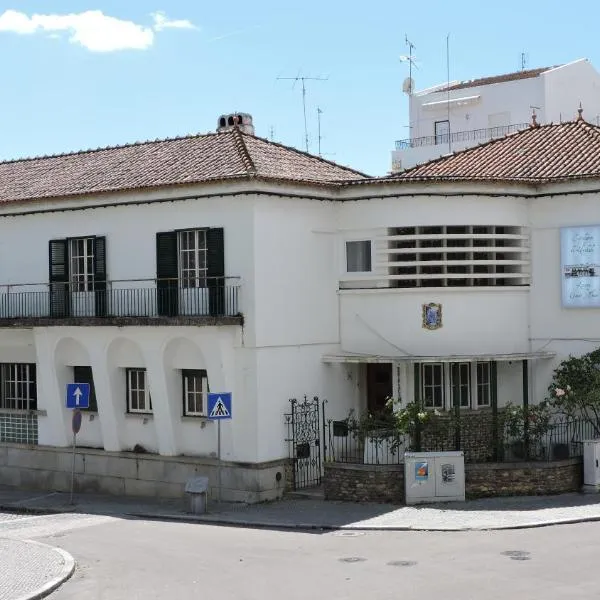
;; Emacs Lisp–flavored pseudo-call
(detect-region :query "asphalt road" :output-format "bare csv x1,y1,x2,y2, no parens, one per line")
2,511,597,599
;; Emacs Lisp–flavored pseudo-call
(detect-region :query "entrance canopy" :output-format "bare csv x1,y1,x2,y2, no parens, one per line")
322,351,555,364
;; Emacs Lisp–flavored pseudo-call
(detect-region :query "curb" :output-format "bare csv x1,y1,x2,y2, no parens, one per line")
0,504,68,516
12,540,75,600
123,510,600,532
5,502,600,533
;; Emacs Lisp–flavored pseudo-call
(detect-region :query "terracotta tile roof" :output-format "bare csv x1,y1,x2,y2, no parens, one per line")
446,65,560,91
0,128,367,204
445,66,557,92
387,117,600,184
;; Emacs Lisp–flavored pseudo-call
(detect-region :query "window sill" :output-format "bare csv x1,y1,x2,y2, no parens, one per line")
125,412,154,420
0,409,47,416
181,415,210,422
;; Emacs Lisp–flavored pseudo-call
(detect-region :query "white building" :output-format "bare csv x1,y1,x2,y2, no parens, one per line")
391,58,600,173
2,110,600,501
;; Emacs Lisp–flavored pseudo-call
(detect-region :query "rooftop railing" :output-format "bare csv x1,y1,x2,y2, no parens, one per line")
0,277,240,320
395,123,530,150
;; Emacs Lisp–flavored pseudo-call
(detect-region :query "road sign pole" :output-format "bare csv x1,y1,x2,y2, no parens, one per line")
69,431,77,505
217,420,222,505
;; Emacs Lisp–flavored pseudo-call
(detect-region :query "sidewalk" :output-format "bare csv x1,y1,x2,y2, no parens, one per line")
0,538,75,600
3,486,600,531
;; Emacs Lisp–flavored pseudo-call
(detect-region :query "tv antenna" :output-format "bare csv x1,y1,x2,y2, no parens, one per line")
400,34,419,95
521,51,529,71
277,73,328,152
316,107,336,158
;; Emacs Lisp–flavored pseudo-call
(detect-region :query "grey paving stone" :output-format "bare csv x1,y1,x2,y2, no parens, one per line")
0,537,74,600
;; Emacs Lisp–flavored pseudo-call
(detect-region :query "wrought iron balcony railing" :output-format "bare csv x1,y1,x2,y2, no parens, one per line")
0,277,240,320
395,123,530,150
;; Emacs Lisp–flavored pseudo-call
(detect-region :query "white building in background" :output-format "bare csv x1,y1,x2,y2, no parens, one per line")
390,58,600,173
3,110,600,501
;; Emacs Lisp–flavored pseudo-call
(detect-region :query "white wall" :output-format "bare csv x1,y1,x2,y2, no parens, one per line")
394,61,600,171
409,77,542,142
529,186,600,403
340,288,529,357
254,344,360,463
543,60,600,125
252,195,340,348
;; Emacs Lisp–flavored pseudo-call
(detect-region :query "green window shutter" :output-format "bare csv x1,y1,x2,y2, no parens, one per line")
206,228,225,315
49,239,69,317
156,231,178,316
93,236,107,317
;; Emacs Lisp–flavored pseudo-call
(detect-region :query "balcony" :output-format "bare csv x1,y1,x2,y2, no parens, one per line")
0,277,241,326
395,123,530,150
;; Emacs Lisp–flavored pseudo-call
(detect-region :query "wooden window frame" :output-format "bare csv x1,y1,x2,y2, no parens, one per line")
422,363,445,409
182,369,209,417
476,362,492,407
178,229,208,289
126,368,152,414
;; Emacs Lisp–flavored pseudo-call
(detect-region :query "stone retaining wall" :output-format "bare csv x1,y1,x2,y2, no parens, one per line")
324,462,405,503
465,458,582,498
324,458,582,503
0,443,288,503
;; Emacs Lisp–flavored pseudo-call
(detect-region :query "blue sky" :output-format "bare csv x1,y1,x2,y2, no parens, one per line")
0,0,597,176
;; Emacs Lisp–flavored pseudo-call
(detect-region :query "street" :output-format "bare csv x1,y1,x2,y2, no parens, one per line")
1,510,597,599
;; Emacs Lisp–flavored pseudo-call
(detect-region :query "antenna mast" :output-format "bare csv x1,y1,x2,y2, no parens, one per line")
405,35,416,88
317,107,323,157
446,33,451,153
277,74,328,152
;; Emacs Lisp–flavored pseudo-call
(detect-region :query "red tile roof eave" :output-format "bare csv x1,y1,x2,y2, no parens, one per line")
0,173,352,208
339,172,600,188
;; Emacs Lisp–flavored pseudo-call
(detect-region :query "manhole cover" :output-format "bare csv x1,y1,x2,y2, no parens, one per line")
502,550,531,561
339,557,367,563
387,560,417,567
333,531,366,537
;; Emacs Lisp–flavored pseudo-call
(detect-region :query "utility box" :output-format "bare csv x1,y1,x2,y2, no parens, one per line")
185,476,209,514
583,440,600,491
404,451,465,505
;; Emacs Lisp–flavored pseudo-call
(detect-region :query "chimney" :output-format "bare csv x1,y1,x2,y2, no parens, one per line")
216,113,255,135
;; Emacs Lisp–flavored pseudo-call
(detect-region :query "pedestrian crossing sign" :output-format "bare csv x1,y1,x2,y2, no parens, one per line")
207,393,232,420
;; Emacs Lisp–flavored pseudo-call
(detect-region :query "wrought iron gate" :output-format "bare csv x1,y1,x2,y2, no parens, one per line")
285,396,326,490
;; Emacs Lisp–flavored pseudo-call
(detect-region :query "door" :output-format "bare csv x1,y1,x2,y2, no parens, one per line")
366,363,393,415
434,120,450,145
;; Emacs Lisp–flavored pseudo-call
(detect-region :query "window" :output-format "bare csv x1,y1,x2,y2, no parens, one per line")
0,364,37,411
183,369,209,416
179,230,207,289
422,363,444,408
346,240,372,273
477,362,491,407
434,120,450,145
69,237,95,292
126,369,152,414
451,363,471,408
73,366,97,412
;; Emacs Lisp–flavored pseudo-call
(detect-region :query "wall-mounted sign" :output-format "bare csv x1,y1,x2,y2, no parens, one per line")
422,303,443,330
561,226,600,307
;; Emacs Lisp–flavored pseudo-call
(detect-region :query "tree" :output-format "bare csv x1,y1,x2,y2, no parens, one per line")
548,348,600,436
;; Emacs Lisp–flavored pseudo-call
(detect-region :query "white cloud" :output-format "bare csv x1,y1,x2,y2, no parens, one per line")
151,11,196,32
0,9,196,52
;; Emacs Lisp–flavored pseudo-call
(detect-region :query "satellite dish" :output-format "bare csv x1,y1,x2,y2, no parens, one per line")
402,77,415,95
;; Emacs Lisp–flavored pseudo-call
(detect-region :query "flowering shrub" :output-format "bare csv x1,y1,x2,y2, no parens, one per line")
503,400,552,445
547,348,600,435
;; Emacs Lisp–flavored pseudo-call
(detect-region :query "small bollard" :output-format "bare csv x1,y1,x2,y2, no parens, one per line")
185,476,209,514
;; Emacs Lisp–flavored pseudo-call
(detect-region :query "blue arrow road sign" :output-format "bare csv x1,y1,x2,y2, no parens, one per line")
207,393,232,420
66,383,90,409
